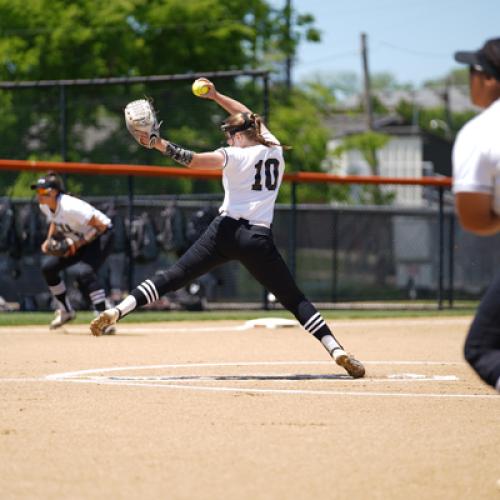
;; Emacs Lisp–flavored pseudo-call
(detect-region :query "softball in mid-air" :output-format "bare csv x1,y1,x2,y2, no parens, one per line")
192,79,210,97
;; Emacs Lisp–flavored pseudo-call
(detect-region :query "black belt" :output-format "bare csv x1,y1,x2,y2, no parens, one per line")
237,217,272,235
220,214,271,234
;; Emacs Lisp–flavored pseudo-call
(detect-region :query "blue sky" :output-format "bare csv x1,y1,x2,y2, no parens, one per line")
272,0,500,86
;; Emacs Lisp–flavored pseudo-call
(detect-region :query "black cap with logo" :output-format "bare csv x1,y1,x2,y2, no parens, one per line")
30,172,65,192
454,38,500,81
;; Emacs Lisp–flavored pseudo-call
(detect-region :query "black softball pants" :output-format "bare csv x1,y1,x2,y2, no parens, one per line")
464,270,500,389
41,229,115,295
136,216,315,324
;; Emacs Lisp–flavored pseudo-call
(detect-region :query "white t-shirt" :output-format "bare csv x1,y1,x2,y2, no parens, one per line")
452,98,500,214
40,194,111,240
217,131,284,226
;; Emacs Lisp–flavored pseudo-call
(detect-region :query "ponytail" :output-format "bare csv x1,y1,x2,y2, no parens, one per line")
221,112,292,150
251,114,292,150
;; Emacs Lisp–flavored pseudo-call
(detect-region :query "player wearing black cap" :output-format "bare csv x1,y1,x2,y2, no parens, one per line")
32,172,115,330
91,79,365,378
452,38,500,392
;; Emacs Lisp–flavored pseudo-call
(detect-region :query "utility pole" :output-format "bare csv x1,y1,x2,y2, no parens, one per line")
361,32,373,130
285,0,292,91
443,77,452,138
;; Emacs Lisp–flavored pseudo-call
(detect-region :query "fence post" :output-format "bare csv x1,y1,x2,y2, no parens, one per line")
448,212,455,308
127,175,134,292
263,73,270,124
289,181,297,278
438,186,444,310
332,210,339,302
59,84,67,162
260,72,271,311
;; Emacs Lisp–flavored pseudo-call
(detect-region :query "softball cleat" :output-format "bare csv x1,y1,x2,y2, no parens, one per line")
49,309,76,330
90,308,119,337
332,348,366,378
103,325,117,335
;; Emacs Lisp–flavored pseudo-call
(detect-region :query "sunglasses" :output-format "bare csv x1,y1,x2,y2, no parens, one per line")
36,187,52,196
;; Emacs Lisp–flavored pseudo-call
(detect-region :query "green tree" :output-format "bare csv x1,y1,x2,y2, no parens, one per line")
266,84,334,203
423,68,469,89
0,0,320,196
395,100,476,139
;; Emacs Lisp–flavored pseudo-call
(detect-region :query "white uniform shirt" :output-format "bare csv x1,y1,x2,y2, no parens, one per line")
217,131,284,226
40,194,111,240
453,98,500,214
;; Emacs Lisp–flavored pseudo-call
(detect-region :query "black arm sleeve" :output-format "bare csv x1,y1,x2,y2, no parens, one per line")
162,142,194,167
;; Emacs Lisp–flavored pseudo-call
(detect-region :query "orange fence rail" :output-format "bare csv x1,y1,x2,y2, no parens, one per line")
0,157,454,309
0,159,452,187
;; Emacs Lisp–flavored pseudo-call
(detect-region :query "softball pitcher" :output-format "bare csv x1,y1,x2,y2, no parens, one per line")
91,80,365,378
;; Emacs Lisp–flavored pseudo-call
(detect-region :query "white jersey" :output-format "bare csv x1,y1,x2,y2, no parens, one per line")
217,131,284,226
453,98,500,214
40,194,111,240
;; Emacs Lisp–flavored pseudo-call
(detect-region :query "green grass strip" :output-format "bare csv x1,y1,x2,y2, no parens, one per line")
0,306,476,327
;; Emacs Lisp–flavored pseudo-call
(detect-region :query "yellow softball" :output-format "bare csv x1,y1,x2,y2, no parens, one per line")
192,79,210,97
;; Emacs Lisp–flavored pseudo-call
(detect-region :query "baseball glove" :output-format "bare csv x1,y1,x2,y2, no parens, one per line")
46,236,76,257
124,98,162,148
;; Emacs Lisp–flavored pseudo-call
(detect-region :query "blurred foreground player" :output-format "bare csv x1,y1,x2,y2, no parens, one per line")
90,80,365,378
33,172,115,332
453,38,500,392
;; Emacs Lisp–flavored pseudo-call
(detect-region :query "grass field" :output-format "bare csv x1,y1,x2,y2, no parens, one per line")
0,304,478,326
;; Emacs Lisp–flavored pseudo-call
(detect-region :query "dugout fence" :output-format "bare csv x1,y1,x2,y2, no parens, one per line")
0,158,481,313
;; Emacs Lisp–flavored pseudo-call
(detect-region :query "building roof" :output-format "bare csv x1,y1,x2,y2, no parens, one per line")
337,85,477,113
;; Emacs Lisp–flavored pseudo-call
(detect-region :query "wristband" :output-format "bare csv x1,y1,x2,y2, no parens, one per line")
162,142,194,166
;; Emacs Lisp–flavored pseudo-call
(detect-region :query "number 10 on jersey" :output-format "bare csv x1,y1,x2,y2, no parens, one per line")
252,159,280,191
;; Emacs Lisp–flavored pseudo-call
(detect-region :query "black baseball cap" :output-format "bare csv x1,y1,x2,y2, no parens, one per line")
30,172,65,192
454,38,500,81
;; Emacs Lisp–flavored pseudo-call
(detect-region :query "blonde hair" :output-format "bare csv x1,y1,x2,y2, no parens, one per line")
221,112,291,150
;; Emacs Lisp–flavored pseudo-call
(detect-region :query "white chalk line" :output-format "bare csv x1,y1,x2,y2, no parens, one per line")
45,359,462,379
39,360,497,399
42,360,463,381
2,360,497,399
41,378,497,399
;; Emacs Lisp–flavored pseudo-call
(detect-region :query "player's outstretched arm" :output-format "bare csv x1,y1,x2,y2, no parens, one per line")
153,138,225,170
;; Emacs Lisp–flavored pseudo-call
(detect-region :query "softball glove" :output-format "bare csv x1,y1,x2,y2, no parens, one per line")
46,236,76,257
124,98,162,148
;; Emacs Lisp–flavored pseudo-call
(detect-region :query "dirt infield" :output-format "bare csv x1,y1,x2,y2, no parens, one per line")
1,316,499,500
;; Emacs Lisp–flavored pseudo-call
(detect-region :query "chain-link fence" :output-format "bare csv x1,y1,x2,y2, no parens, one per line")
0,70,269,197
0,191,493,311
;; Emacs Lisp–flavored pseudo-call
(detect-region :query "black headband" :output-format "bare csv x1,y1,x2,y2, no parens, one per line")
220,113,255,135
